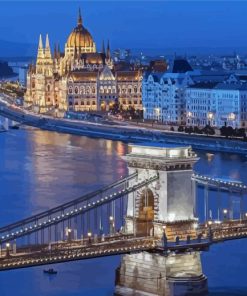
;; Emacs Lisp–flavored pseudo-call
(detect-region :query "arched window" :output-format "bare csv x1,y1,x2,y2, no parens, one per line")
75,87,79,94
69,87,73,94
86,87,90,95
47,85,51,92
80,86,85,95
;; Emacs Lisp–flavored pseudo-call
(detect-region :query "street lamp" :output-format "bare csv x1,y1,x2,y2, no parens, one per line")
207,112,214,126
5,242,10,258
67,228,72,241
193,222,199,229
228,112,236,121
109,216,115,235
87,231,92,244
162,225,167,248
187,111,192,125
223,209,228,220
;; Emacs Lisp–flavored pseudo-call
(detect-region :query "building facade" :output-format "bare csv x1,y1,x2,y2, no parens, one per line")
186,76,247,128
24,10,142,114
142,60,194,125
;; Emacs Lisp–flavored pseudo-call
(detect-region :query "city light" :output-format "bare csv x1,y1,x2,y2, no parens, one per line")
228,112,236,121
207,112,214,120
193,223,198,229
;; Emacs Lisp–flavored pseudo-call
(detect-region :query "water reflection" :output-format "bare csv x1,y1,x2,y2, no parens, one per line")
0,129,247,295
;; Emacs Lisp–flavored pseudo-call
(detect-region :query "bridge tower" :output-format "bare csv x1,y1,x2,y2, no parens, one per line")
124,143,198,237
116,143,208,296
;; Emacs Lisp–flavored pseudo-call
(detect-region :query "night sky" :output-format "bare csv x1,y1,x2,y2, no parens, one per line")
0,1,247,55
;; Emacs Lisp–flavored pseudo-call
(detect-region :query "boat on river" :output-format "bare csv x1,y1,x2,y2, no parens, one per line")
43,268,57,275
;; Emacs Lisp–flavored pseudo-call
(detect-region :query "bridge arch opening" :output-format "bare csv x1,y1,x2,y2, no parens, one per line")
138,188,155,221
135,188,155,236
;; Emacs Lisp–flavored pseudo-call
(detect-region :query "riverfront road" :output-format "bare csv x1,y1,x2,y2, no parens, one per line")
0,98,247,154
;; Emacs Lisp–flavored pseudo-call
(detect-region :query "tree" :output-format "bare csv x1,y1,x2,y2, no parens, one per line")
178,126,184,132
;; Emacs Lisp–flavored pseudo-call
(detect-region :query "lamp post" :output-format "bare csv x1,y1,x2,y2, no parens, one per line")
109,216,115,235
223,209,228,221
87,231,92,244
187,111,192,126
228,112,236,128
155,108,160,122
162,225,167,249
5,242,10,258
207,112,214,126
67,228,72,242
208,220,213,241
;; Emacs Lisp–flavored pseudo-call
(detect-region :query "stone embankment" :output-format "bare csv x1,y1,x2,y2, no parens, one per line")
0,104,247,155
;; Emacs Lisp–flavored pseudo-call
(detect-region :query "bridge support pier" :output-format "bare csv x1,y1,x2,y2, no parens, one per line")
115,252,208,296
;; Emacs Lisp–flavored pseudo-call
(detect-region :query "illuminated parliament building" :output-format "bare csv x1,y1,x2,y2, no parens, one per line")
24,10,143,114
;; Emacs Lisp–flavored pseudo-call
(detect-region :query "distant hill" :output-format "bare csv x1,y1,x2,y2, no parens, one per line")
0,61,17,77
0,40,36,57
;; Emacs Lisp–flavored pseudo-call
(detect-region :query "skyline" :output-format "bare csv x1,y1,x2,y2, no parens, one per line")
1,1,247,56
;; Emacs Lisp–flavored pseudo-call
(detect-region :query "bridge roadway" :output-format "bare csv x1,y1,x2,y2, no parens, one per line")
0,234,157,271
2,220,247,271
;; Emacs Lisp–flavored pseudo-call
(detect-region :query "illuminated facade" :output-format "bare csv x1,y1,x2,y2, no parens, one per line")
186,77,247,128
24,10,142,114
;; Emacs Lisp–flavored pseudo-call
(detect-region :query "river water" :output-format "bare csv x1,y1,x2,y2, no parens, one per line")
0,128,247,296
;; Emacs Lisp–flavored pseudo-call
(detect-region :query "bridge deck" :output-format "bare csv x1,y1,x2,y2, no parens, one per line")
0,235,157,271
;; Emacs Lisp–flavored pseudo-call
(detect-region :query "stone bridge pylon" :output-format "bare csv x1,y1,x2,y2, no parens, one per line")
116,143,208,296
124,143,198,236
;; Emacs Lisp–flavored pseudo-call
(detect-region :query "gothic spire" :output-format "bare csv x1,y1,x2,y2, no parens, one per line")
106,40,111,59
38,34,43,49
45,34,50,49
78,8,82,27
44,34,52,59
37,34,44,59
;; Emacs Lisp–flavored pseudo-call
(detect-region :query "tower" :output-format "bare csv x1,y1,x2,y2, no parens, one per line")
115,143,208,296
36,34,44,74
124,143,198,236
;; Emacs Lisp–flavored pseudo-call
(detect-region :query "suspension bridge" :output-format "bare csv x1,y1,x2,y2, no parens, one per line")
0,143,247,295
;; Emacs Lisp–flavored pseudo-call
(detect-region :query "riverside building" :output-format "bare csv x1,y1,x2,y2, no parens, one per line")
24,10,142,114
142,59,195,125
185,76,247,128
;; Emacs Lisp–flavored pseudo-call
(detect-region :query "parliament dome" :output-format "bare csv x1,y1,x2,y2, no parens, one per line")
66,9,95,51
